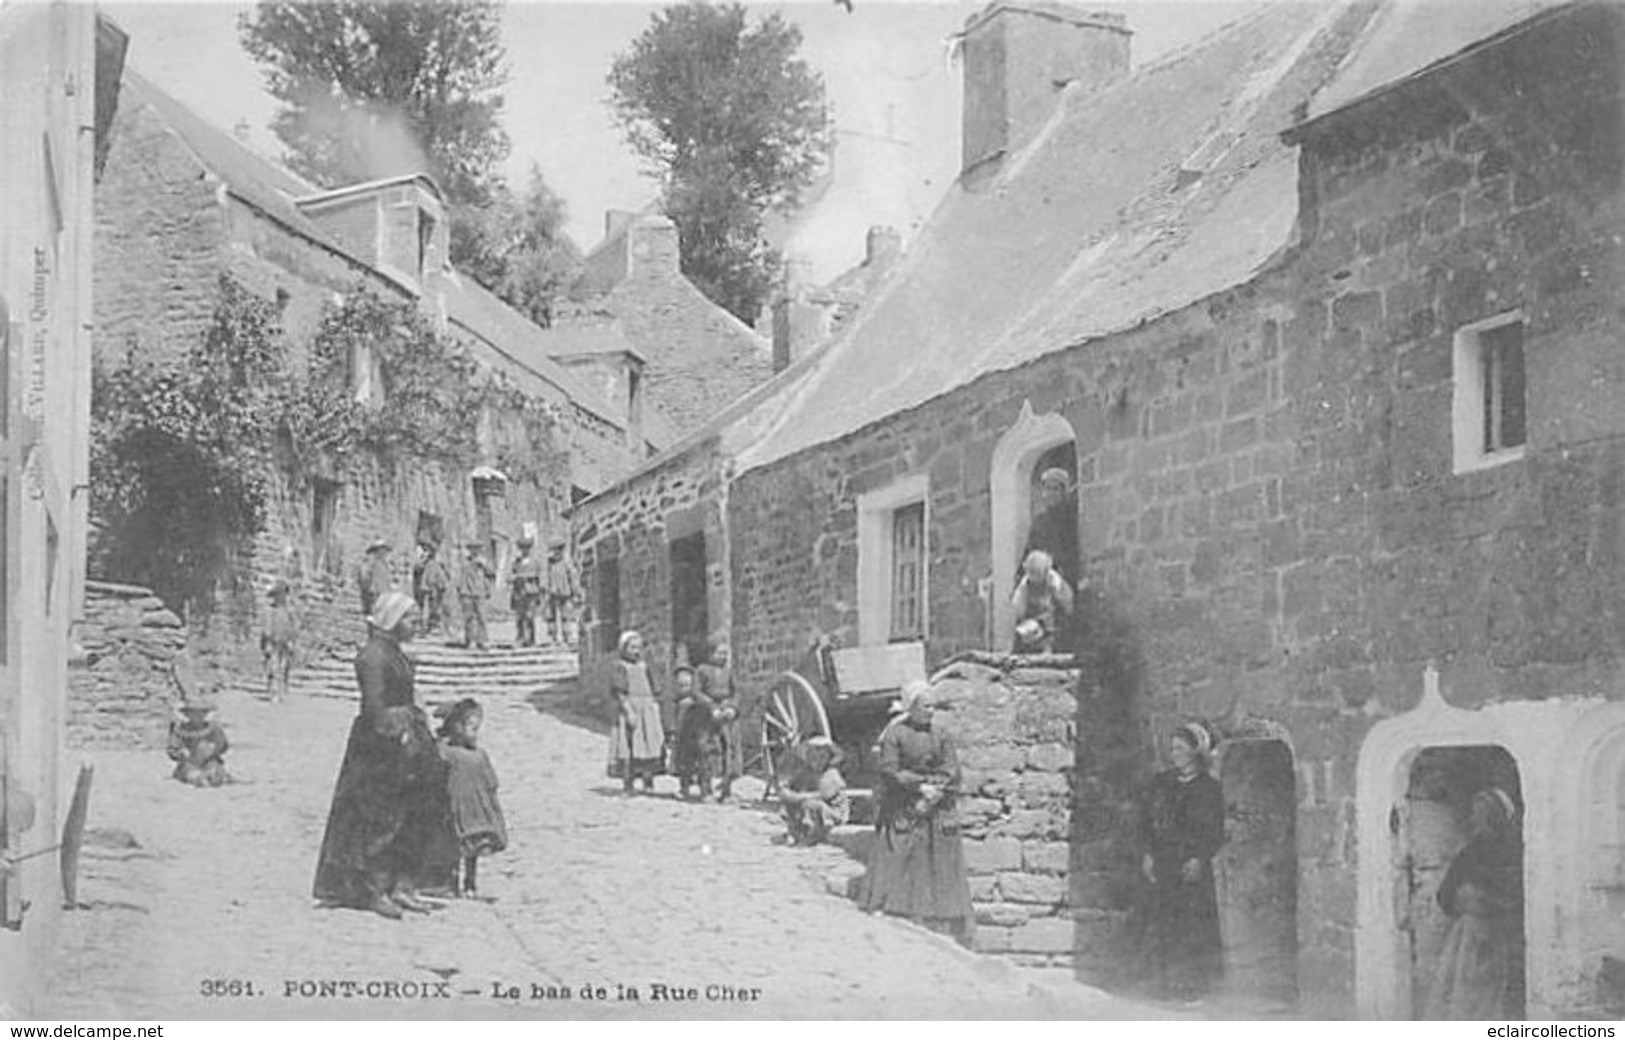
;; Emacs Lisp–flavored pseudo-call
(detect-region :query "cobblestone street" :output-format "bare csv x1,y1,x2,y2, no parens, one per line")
43,663,1172,1020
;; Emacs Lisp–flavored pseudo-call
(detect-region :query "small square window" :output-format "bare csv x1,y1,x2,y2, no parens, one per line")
1453,313,1527,473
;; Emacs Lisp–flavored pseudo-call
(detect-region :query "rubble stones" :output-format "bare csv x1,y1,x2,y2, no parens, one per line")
69,581,188,749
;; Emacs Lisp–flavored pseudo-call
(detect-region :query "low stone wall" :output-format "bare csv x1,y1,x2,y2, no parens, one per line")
69,580,187,748
936,660,1080,966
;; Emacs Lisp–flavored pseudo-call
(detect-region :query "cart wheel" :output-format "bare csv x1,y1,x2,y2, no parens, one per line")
760,671,830,793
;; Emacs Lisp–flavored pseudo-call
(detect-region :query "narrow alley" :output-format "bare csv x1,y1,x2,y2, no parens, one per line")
43,642,1170,1020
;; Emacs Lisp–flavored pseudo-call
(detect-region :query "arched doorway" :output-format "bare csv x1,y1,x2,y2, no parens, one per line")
1215,735,1299,1011
1355,666,1549,1019
1398,745,1524,1019
989,402,1077,650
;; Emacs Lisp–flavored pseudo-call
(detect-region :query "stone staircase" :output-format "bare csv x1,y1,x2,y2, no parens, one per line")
242,618,581,711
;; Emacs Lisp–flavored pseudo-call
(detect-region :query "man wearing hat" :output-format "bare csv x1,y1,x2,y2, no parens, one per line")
358,538,395,618
509,536,543,647
457,541,495,651
543,540,578,646
417,542,450,635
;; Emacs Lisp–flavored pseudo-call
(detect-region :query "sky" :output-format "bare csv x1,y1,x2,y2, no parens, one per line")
102,0,1264,278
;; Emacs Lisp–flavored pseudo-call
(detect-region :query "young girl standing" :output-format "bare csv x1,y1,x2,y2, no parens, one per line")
437,698,508,899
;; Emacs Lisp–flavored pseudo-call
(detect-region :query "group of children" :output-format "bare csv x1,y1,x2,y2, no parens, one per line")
165,661,510,902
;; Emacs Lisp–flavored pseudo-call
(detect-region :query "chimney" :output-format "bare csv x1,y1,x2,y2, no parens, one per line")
865,226,902,271
771,257,828,373
604,209,637,239
627,214,680,278
960,4,1131,175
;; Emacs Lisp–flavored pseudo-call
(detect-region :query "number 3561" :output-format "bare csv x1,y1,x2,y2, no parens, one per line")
200,979,257,997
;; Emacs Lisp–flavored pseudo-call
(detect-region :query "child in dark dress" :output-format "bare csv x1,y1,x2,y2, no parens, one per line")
437,698,507,899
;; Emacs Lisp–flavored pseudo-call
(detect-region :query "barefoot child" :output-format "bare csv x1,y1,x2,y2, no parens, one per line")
167,698,232,787
261,579,296,702
437,698,507,898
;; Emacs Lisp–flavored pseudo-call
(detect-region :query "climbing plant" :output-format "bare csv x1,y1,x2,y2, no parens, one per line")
90,277,288,610
92,275,571,611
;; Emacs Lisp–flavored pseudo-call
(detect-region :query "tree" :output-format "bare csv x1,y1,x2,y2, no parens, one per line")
239,0,510,208
451,166,584,328
609,3,830,323
240,2,582,325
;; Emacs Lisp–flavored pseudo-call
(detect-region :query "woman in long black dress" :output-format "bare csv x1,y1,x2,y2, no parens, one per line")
312,592,445,919
1424,786,1524,1019
1140,720,1225,1000
857,682,974,945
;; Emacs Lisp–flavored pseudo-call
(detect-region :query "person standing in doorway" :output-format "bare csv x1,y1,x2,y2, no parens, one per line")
1424,786,1524,1019
509,537,543,648
457,541,494,651
358,539,394,618
544,541,577,646
1138,720,1225,1002
1023,466,1079,588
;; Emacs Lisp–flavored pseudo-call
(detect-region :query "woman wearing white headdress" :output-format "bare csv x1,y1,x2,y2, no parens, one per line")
1424,786,1524,1019
313,592,446,919
856,681,974,945
1138,719,1225,1000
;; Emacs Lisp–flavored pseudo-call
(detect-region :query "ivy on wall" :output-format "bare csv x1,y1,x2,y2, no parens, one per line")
91,277,285,611
92,275,571,613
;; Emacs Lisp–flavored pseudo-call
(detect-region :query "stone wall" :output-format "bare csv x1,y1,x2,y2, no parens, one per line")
69,581,187,749
573,440,730,685
93,88,227,372
722,7,1625,1016
936,661,1080,965
95,82,600,672
597,219,775,439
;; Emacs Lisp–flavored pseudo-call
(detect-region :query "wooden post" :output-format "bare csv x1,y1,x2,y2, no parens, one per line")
59,764,92,909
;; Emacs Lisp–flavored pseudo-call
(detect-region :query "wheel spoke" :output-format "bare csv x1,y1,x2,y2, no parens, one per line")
786,693,800,735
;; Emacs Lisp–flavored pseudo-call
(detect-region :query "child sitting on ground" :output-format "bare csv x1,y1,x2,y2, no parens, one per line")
437,698,508,899
167,698,232,787
778,736,850,846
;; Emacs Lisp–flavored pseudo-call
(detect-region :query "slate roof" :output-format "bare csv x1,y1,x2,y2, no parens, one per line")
731,1,1378,473
1303,0,1574,123
120,68,662,454
538,321,646,362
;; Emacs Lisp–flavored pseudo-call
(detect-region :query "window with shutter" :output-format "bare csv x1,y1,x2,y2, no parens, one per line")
889,502,925,642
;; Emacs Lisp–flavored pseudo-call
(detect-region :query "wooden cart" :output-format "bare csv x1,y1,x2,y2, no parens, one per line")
757,638,927,790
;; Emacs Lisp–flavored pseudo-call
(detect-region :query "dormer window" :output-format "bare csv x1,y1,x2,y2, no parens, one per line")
294,175,447,295
418,208,438,274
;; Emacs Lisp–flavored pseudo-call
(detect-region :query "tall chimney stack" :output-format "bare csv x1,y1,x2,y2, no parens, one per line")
960,4,1131,176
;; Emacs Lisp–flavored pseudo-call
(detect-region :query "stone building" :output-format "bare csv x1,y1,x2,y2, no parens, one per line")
566,210,776,440
0,2,125,1015
93,71,666,664
572,0,1625,1018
